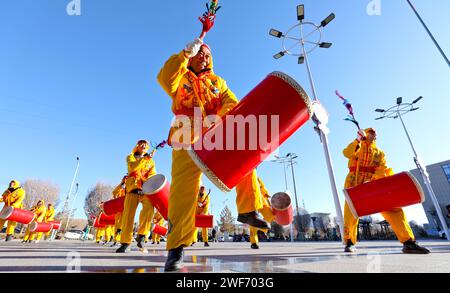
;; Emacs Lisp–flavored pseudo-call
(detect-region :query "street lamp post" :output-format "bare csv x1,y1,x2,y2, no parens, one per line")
405,0,450,68
269,4,345,242
63,157,80,232
375,97,450,241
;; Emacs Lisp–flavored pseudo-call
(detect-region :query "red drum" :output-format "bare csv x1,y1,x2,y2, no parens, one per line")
271,192,293,225
152,224,168,236
195,214,213,228
29,221,53,233
102,197,125,216
0,206,35,224
93,217,105,228
48,221,61,230
188,71,312,192
343,172,425,218
97,213,115,226
142,174,170,220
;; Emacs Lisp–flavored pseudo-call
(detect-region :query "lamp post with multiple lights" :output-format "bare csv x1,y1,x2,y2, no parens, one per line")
269,4,345,242
375,97,450,241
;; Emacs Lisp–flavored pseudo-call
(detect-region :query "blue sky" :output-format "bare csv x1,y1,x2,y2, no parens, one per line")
1,0,449,224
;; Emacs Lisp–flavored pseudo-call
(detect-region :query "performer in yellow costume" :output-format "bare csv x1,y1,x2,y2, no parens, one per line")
116,140,156,253
158,37,269,271
249,178,275,249
23,199,46,243
111,176,127,246
151,210,165,245
36,203,55,241
343,128,429,254
0,180,26,242
193,186,210,247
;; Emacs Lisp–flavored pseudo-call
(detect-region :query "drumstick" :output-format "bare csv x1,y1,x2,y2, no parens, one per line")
198,0,221,41
335,90,362,131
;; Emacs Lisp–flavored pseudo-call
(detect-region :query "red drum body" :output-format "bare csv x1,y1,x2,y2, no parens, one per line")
143,174,170,220
102,197,125,216
195,214,213,228
271,192,293,225
0,206,35,224
93,217,105,228
48,221,61,230
344,172,425,218
188,71,312,192
97,213,115,226
29,221,53,233
152,224,168,236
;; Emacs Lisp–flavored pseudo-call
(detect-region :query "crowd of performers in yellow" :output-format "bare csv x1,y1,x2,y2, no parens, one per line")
0,34,430,272
0,180,56,243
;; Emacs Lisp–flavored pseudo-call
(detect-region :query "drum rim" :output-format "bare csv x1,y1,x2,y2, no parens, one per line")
143,174,168,195
0,206,13,219
271,192,293,211
405,171,426,203
269,71,313,118
187,149,232,192
343,188,359,218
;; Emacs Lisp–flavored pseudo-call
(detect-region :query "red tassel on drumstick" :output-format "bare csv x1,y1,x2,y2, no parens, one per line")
198,0,221,41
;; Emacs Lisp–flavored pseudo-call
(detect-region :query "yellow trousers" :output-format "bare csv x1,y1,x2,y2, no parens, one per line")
114,212,123,242
166,149,262,250
193,227,208,243
151,232,161,243
120,192,154,244
23,227,39,241
344,202,415,244
96,227,105,242
104,225,114,242
0,219,16,235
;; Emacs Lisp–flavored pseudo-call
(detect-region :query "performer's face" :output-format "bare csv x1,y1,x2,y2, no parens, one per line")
191,47,211,74
366,131,376,142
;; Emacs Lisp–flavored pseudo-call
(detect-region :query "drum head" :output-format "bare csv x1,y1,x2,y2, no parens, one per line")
0,206,13,219
271,192,292,210
142,174,167,195
29,221,38,232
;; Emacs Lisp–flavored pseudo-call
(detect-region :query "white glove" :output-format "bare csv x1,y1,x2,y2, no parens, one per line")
198,203,203,207
357,130,366,141
184,38,203,58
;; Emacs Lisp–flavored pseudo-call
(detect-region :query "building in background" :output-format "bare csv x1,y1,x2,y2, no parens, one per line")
410,160,450,231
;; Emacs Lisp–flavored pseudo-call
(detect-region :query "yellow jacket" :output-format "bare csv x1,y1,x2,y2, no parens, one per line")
44,206,55,222
343,131,391,188
257,178,271,208
125,150,156,192
196,191,210,215
1,180,26,208
31,201,47,222
112,183,126,199
157,50,238,145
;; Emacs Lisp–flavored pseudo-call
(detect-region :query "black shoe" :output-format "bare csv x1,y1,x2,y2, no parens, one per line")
191,242,195,246
251,243,259,249
344,240,356,253
164,247,184,272
402,240,430,254
151,242,155,245
110,242,117,247
116,243,130,253
204,242,209,247
157,242,160,245
5,235,13,242
135,234,144,249
237,211,270,229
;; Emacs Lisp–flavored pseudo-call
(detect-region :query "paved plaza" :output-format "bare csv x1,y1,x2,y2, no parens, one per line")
0,239,449,273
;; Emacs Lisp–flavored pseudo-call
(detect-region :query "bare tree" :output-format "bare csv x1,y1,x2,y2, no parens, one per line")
84,183,114,225
218,205,235,234
22,179,60,209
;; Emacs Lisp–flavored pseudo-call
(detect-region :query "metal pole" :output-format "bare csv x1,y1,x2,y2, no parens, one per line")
405,0,450,67
282,160,289,191
299,21,345,243
289,157,301,241
64,157,80,232
397,109,450,241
